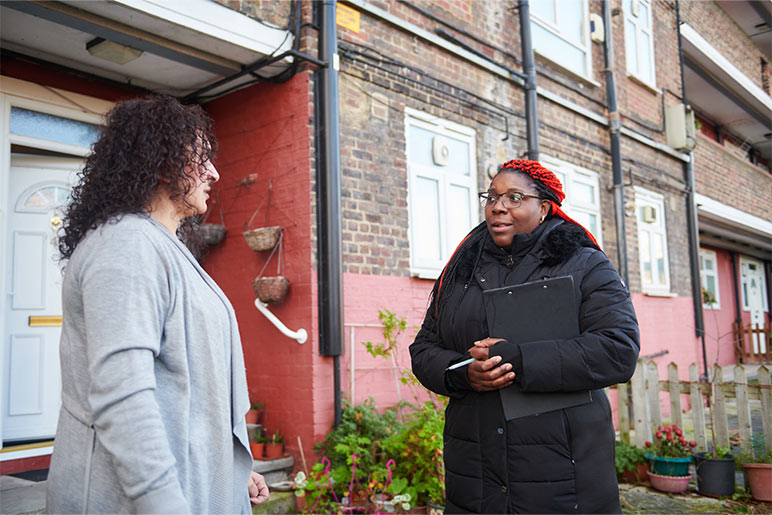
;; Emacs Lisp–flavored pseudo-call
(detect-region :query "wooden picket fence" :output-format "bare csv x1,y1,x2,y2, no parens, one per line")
733,322,772,363
613,359,772,454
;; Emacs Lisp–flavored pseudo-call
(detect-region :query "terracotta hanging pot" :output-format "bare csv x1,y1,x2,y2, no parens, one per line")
253,276,290,304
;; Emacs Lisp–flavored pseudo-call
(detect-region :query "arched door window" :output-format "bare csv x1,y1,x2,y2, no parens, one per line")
15,182,71,213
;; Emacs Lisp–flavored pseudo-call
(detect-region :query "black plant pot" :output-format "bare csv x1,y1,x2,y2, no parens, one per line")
694,452,735,497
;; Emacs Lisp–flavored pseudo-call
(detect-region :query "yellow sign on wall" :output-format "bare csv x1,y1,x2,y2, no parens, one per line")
337,3,360,33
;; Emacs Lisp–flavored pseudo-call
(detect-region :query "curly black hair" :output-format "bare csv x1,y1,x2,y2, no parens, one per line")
58,95,217,260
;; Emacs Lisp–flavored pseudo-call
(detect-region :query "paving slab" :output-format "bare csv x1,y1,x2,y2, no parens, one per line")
0,477,46,515
619,482,772,514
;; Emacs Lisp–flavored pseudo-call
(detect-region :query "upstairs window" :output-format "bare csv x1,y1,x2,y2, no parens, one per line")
624,0,656,86
540,156,603,247
635,187,670,294
405,109,478,279
530,0,591,78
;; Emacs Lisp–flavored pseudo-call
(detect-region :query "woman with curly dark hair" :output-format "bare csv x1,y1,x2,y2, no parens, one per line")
46,95,269,513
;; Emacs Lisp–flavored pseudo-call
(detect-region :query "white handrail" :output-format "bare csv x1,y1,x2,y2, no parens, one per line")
254,299,307,344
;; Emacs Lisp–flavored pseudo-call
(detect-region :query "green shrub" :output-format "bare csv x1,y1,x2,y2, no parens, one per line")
615,440,647,479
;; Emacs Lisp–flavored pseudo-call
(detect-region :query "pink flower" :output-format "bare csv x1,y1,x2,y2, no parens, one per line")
657,425,664,432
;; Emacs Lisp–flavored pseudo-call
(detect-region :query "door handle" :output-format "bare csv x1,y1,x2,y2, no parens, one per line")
29,316,62,327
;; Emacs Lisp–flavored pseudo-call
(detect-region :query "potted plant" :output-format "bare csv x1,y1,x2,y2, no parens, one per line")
245,400,264,426
738,434,772,502
265,429,284,459
694,446,735,498
615,440,649,484
644,424,697,493
250,430,267,459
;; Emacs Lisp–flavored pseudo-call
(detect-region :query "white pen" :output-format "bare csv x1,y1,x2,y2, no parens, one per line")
446,357,475,371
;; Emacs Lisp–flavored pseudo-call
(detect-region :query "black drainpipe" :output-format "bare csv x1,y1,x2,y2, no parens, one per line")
675,0,707,379
601,0,628,285
316,0,344,426
518,0,539,161
730,252,743,354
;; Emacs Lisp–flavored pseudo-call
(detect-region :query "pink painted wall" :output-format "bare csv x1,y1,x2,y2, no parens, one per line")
310,273,435,443
630,293,701,419
702,247,741,367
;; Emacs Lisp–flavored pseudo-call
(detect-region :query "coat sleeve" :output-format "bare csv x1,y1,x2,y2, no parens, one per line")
490,251,640,392
410,298,474,397
79,230,189,513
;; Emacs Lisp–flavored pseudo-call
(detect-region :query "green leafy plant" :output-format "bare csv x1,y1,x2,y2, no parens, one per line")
713,445,732,460
615,441,647,479
251,400,265,411
645,424,697,458
362,309,407,359
271,429,283,444
736,433,772,468
253,431,268,443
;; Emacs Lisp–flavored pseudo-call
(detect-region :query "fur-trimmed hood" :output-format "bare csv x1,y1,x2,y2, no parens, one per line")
457,218,599,279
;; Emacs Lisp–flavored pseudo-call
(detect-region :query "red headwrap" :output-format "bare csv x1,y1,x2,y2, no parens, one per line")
499,159,600,248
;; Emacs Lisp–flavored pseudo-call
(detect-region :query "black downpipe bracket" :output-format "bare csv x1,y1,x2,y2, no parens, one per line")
675,0,708,378
316,0,344,427
602,0,628,285
518,0,539,161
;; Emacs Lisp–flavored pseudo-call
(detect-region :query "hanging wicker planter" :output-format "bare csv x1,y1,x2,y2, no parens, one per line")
200,223,226,245
252,276,290,304
243,226,281,252
199,190,227,246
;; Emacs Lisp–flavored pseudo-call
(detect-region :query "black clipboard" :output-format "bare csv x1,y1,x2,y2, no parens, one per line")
483,275,592,420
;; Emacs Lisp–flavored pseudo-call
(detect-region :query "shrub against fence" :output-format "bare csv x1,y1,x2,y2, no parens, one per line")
613,359,772,454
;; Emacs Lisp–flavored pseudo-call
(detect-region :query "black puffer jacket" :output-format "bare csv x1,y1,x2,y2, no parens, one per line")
410,218,639,514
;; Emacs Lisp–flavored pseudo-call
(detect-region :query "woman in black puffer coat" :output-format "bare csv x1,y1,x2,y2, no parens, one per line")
410,159,639,514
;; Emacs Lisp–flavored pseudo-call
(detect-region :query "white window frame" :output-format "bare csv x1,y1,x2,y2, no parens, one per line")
539,155,603,248
740,256,769,312
405,108,478,279
624,0,657,87
634,186,671,295
699,249,720,309
530,0,593,80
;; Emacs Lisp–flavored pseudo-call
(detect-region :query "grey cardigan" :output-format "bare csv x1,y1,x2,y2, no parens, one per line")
47,214,253,514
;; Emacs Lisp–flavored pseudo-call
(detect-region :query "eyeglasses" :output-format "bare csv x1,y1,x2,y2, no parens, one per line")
478,190,541,209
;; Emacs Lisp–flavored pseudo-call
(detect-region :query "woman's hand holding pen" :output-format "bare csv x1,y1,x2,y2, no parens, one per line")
466,338,515,391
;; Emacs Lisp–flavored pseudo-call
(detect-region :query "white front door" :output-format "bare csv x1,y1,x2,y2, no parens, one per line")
740,257,768,355
2,155,80,442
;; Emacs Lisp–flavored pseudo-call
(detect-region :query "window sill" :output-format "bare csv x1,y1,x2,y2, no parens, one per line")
642,290,677,298
411,268,440,281
534,53,601,89
627,73,659,95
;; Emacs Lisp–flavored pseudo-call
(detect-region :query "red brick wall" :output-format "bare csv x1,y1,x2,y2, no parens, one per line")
204,74,319,462
681,0,768,91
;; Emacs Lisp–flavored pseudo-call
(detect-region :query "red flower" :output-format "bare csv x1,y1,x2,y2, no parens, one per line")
645,441,652,447
689,441,697,447
666,433,673,441
675,428,683,436
679,437,687,444
657,425,664,432
665,426,672,433
656,432,663,439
